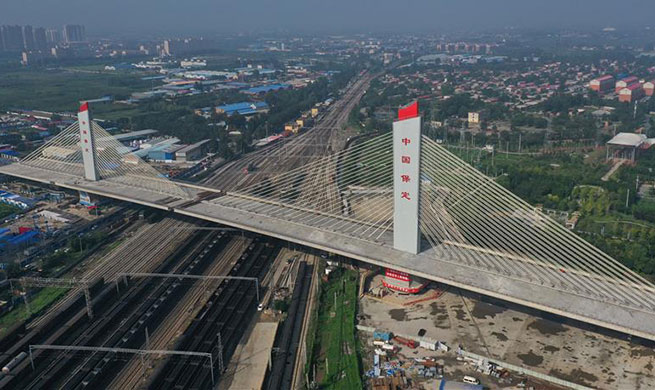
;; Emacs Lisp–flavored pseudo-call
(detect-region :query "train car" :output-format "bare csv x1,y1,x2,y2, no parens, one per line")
2,352,28,374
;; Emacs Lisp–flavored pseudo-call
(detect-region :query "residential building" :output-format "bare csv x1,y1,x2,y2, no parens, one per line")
589,75,614,92
1,25,24,51
63,24,85,43
616,76,639,93
22,25,34,50
468,111,484,124
45,28,62,44
618,83,644,103
33,27,47,50
644,81,655,96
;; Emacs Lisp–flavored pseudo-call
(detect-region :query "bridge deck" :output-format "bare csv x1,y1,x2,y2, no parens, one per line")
3,162,655,341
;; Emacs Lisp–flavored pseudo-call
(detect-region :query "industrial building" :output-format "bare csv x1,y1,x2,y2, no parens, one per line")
589,75,614,93
244,84,291,95
175,140,211,162
147,144,185,162
0,228,39,251
215,101,269,116
0,190,36,209
618,83,644,103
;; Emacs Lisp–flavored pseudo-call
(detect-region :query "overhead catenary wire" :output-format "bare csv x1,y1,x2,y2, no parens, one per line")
20,120,191,199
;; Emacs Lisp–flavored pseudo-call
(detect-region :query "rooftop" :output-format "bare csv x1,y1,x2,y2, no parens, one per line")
607,132,647,147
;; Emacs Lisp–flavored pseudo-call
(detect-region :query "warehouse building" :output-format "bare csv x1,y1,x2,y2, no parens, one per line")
589,75,614,93
244,83,291,95
147,144,185,162
0,190,36,209
215,101,269,116
175,139,210,162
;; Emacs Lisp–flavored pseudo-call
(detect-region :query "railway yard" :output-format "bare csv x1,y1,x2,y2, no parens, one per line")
2,67,646,390
0,71,373,390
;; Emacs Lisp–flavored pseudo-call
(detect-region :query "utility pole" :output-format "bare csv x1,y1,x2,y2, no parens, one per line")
634,101,638,120
518,133,522,154
626,189,630,209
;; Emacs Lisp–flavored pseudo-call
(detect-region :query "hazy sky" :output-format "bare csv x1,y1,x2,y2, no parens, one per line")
2,0,655,36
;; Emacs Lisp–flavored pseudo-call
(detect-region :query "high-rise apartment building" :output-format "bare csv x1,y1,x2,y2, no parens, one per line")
63,24,85,43
33,27,47,50
1,25,24,51
46,28,62,44
22,25,35,50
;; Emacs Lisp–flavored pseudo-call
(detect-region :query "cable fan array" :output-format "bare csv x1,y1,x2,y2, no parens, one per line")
213,131,655,311
20,121,190,199
419,136,655,311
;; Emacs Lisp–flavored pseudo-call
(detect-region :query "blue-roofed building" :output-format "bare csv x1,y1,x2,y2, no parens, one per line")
0,230,39,252
244,84,291,95
215,102,269,116
148,144,184,161
0,191,35,209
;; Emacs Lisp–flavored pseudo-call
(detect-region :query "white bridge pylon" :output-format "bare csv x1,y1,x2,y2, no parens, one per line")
19,103,190,199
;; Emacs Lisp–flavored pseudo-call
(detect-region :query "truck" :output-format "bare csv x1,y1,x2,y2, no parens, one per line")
394,336,418,349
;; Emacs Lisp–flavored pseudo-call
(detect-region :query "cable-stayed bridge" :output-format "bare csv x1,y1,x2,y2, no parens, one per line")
3,103,655,341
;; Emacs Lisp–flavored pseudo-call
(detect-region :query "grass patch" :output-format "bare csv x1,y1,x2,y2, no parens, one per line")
0,287,69,338
0,69,156,112
308,268,362,389
0,202,20,220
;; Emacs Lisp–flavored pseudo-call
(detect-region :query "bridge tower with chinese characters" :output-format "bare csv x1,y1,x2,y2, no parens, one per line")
392,101,421,254
384,101,428,293
78,102,99,181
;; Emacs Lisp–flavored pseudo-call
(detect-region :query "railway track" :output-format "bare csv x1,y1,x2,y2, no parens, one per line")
147,238,281,390
27,216,198,331
201,71,374,192
108,236,252,390
1,228,230,389
0,216,202,382
265,261,314,390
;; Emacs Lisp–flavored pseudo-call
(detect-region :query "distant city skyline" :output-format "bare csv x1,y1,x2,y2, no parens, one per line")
2,0,655,36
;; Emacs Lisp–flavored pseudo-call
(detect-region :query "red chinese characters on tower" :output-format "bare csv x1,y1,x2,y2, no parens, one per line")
399,134,414,200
